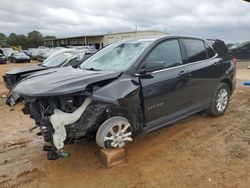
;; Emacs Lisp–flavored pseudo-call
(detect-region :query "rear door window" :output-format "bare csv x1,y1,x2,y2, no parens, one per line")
183,39,207,63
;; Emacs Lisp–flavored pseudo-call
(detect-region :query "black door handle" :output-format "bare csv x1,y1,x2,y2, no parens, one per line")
179,71,190,77
179,70,186,76
178,71,191,79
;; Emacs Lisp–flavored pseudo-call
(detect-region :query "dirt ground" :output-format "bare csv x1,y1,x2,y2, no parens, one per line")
0,61,250,188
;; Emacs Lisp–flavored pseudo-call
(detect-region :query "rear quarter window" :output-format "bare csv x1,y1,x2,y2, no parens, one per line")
183,39,207,63
205,43,216,58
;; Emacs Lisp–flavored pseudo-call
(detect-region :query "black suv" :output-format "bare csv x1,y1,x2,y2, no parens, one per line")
10,36,236,160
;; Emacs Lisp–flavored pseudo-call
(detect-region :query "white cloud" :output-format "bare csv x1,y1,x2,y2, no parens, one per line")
0,0,249,42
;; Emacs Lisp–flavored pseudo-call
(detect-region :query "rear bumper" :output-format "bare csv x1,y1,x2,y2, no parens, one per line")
0,59,7,64
15,59,30,63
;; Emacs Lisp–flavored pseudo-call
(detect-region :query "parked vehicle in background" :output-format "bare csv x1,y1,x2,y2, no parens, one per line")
36,47,67,62
37,48,51,62
44,48,74,62
3,50,88,90
229,41,250,60
9,52,30,63
38,46,47,49
22,50,29,56
226,43,239,49
8,36,236,160
26,48,40,60
1,48,14,59
0,49,7,64
71,45,98,54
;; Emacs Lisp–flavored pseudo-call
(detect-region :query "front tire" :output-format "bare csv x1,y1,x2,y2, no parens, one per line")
208,83,230,117
96,116,133,148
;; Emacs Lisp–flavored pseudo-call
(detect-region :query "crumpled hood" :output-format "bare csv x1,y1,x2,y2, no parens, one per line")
5,65,47,75
13,67,121,97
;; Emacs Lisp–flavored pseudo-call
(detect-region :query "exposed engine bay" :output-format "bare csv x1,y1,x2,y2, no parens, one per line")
23,95,104,159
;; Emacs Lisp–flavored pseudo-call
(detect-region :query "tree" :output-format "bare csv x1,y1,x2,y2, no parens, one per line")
1,30,56,48
0,33,7,41
7,33,18,46
27,30,43,48
16,34,28,49
0,33,8,47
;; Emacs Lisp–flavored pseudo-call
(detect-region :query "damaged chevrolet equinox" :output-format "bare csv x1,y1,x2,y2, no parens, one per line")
10,36,236,160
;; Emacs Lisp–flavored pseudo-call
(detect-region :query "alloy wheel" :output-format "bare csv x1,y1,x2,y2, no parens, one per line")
216,88,228,112
96,116,133,148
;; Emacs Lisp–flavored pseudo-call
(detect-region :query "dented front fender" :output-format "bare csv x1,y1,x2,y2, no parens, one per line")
92,76,144,121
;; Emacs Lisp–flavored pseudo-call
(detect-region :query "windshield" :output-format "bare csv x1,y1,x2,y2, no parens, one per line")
42,53,71,67
80,39,153,71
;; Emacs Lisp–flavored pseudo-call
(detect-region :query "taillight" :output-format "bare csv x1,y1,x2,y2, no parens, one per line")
232,57,237,65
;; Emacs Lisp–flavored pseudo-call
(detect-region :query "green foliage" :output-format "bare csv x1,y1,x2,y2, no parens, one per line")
0,33,8,47
1,31,56,49
16,34,28,48
0,33,7,41
27,30,44,48
7,33,18,46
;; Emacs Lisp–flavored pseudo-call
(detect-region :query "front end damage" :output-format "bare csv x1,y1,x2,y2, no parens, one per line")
22,93,108,160
13,73,144,160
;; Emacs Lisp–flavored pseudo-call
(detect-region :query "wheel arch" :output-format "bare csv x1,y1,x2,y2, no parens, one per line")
99,105,143,136
220,78,232,95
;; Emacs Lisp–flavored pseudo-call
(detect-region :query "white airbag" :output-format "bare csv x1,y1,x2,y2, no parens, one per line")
50,97,92,149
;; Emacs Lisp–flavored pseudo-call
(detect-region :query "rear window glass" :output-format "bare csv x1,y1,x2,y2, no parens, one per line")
183,39,207,63
205,43,216,58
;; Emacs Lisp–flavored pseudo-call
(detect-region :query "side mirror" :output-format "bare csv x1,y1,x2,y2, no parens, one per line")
136,69,153,78
71,60,80,68
145,61,165,72
136,61,165,78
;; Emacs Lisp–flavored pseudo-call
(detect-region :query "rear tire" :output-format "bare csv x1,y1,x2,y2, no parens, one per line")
208,83,230,117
